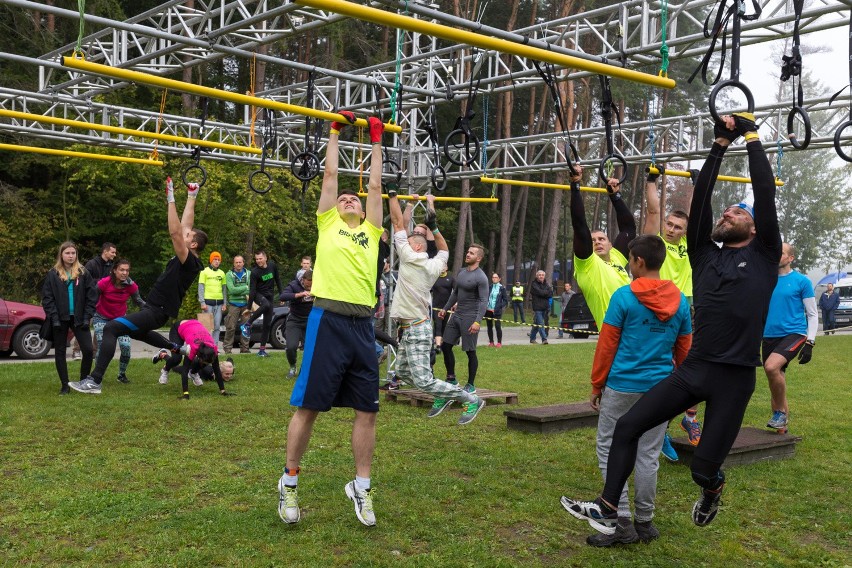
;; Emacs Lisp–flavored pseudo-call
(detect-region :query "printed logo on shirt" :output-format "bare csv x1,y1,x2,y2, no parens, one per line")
738,262,747,268
642,318,670,334
338,228,370,249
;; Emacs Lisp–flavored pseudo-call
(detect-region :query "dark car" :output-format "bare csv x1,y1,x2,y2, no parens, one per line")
0,297,52,359
230,304,290,349
560,293,598,338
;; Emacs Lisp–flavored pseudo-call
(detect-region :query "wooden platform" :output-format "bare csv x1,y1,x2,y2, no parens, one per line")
671,426,802,467
504,402,598,434
384,387,518,407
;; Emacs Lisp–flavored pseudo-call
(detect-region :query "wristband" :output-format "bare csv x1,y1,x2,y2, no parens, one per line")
330,128,340,136
432,228,440,235
744,132,760,142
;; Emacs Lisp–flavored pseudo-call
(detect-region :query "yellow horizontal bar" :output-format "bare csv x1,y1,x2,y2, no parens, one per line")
0,109,260,154
357,192,498,203
0,142,164,165
647,166,785,187
63,56,403,134
480,176,608,193
295,0,675,89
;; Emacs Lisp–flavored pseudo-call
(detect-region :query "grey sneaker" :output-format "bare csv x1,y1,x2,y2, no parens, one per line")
458,397,485,425
72,349,82,361
586,517,639,547
287,366,297,379
68,376,101,395
462,383,476,394
189,371,203,387
692,483,724,526
158,368,169,385
560,496,617,535
427,398,453,418
152,348,170,364
767,410,788,429
344,481,376,526
277,477,300,524
634,519,660,543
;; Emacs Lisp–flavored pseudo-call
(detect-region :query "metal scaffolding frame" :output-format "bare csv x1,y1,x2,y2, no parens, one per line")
0,0,850,183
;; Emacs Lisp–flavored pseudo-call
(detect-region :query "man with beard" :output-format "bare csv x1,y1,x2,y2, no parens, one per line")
561,113,782,536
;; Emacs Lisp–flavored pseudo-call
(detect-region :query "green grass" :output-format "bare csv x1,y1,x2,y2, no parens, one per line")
1,337,851,567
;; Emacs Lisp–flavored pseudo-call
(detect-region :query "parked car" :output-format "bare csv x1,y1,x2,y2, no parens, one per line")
229,304,290,350
0,297,52,359
560,292,599,338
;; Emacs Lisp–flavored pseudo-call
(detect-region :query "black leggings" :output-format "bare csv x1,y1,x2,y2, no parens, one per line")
601,357,756,505
440,343,479,386
53,321,93,386
247,294,274,346
91,307,171,383
284,314,308,366
485,310,502,343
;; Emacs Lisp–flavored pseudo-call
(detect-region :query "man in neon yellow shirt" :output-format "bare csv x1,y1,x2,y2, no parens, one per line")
569,166,635,331
198,251,227,346
643,171,702,450
279,112,385,527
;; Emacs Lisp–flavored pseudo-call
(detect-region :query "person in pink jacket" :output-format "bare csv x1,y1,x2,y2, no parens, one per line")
153,319,235,399
93,259,146,384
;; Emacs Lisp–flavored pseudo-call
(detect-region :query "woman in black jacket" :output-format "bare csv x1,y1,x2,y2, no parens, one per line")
42,241,98,394
485,273,510,347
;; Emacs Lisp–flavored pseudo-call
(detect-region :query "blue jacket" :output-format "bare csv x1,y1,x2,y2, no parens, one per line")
819,291,839,312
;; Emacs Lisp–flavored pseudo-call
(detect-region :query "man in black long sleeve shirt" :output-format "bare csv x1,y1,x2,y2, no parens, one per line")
281,270,314,378
562,114,782,540
242,250,283,357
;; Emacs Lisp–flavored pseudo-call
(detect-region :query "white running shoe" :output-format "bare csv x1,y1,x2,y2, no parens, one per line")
190,371,203,387
277,477,300,524
344,480,376,527
158,368,169,385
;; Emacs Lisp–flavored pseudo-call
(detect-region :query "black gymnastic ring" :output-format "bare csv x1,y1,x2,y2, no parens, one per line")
443,128,480,167
248,170,273,194
430,165,447,192
786,106,812,150
708,79,755,123
181,163,207,188
382,158,402,184
833,120,852,163
291,151,321,182
598,153,628,186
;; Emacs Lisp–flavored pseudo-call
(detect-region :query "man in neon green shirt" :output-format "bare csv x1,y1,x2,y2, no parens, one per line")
643,170,702,452
279,111,385,528
569,166,635,331
198,251,227,345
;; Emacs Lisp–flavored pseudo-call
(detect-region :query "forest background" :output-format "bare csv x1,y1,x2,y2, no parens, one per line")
1,0,850,311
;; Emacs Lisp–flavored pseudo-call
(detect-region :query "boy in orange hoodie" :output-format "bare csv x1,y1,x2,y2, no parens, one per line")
578,234,692,546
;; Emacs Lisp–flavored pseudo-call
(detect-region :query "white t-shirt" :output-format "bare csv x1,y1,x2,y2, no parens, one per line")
389,230,449,321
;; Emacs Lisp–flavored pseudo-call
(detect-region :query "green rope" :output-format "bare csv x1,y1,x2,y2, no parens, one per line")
659,0,669,76
74,0,86,56
388,0,408,124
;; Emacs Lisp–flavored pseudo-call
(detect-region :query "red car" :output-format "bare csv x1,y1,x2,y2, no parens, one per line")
0,297,53,359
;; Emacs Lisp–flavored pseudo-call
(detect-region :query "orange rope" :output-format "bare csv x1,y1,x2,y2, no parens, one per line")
149,88,168,161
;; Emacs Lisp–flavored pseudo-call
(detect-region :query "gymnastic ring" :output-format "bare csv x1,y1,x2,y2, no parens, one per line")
430,165,447,192
598,153,628,186
833,120,852,163
443,128,480,167
708,80,755,123
786,106,811,150
248,170,273,194
382,158,402,184
181,163,207,188
291,151,321,182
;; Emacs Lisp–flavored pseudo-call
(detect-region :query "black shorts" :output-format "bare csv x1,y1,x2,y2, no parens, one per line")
762,334,807,370
289,307,379,412
442,312,480,351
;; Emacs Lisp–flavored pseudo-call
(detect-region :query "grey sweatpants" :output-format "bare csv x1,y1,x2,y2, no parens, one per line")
597,387,667,521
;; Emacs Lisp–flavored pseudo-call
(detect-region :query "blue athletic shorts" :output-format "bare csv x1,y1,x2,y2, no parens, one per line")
290,307,380,412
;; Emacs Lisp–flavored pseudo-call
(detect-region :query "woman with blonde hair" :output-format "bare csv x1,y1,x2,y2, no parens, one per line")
42,241,98,394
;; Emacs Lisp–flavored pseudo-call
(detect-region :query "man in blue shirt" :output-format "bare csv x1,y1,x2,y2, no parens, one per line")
762,243,818,432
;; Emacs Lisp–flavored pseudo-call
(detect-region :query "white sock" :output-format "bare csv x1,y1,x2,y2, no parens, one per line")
283,468,298,486
684,414,695,423
355,476,370,491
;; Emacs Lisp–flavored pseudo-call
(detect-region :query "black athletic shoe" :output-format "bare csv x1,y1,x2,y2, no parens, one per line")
59,384,70,395
117,373,130,384
560,496,618,535
634,519,660,543
692,483,724,526
586,517,639,547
